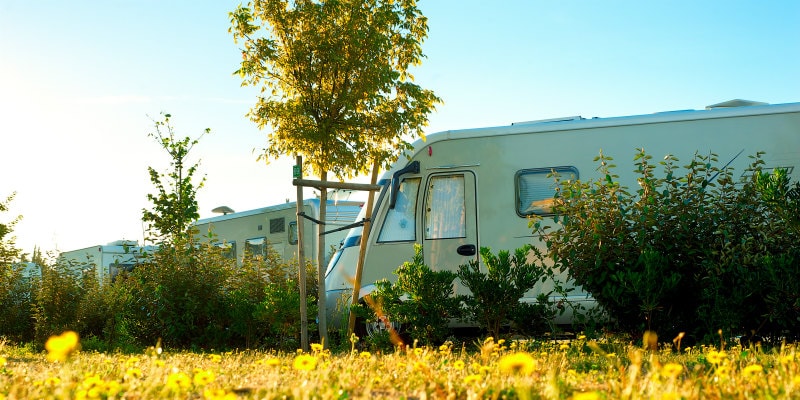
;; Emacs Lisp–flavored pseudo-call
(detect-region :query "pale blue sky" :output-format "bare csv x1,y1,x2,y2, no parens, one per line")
1,1,799,255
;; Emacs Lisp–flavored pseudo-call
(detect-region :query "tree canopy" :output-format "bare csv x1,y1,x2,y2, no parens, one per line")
0,192,22,265
141,114,207,245
229,0,441,179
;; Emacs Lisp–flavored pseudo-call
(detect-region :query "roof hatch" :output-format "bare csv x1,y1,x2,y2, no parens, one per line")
705,99,768,110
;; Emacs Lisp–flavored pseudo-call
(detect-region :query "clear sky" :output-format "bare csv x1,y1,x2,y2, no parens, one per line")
1,1,799,257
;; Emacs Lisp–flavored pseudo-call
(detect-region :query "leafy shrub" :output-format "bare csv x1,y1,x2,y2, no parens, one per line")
0,264,37,342
121,240,235,349
32,261,84,342
540,149,800,340
365,244,462,346
457,245,553,338
235,246,318,351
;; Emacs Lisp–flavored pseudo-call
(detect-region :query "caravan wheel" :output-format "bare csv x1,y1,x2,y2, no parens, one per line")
365,314,401,337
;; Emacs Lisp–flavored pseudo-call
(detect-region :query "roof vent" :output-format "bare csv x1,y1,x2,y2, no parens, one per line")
212,206,236,215
705,99,768,110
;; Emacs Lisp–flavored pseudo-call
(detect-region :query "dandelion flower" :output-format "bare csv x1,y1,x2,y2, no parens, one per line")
0,356,6,367
661,363,683,379
209,354,222,363
104,381,121,397
559,343,570,351
359,351,372,359
125,356,140,367
742,364,763,378
194,369,216,386
125,368,143,379
414,347,424,356
463,374,482,385
293,354,318,371
266,358,281,367
311,343,324,352
499,352,536,375
572,391,600,400
44,377,61,386
204,388,238,400
166,372,191,391
453,360,465,370
706,350,726,365
45,331,80,362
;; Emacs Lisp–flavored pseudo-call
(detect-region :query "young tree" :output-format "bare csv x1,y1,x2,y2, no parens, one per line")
0,192,22,265
142,113,208,246
230,0,441,344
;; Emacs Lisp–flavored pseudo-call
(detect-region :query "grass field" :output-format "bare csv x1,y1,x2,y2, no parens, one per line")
0,332,798,399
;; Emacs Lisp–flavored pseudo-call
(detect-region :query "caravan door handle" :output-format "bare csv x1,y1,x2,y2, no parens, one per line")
457,244,477,256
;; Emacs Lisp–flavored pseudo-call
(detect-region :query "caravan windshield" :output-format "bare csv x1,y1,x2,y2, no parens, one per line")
378,177,420,242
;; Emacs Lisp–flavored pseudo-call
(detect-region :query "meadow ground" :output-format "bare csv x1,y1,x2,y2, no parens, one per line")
1,333,799,399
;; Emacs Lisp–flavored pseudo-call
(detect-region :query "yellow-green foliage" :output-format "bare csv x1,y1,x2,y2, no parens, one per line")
3,332,800,399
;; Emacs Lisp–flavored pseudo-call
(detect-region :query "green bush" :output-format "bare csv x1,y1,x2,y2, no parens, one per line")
457,245,553,338
121,241,235,349
365,244,462,346
32,261,84,342
540,149,800,340
0,264,37,342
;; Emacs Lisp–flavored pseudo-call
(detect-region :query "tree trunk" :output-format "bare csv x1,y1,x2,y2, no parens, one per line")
317,170,328,347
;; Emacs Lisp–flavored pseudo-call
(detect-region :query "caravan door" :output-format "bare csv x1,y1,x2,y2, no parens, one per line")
421,171,478,295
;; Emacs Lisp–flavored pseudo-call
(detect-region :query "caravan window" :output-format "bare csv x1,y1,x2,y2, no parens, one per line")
288,221,298,245
214,241,236,259
516,167,578,216
245,237,266,257
378,177,421,242
424,174,466,239
270,217,285,233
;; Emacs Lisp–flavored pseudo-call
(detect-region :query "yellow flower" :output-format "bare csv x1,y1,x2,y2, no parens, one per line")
414,347,424,356
204,388,238,400
104,381,121,397
311,343,324,352
559,343,570,351
209,354,222,363
154,359,166,368
193,369,216,386
453,360,465,370
45,331,80,362
266,357,281,367
780,354,795,365
125,356,140,367
706,350,726,365
499,352,536,375
0,356,6,367
125,367,143,379
44,377,61,386
742,364,763,378
463,374,482,385
661,362,683,379
715,364,731,378
359,351,372,359
293,354,318,371
166,371,191,391
572,391,600,400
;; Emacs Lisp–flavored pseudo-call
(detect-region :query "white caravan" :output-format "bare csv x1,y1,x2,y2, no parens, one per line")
325,100,800,328
194,198,364,266
58,240,153,282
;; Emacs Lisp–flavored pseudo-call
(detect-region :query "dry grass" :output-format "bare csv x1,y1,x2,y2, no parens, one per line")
0,334,798,399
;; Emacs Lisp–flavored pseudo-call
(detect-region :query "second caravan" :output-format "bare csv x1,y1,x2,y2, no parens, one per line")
194,198,364,265
324,100,800,329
